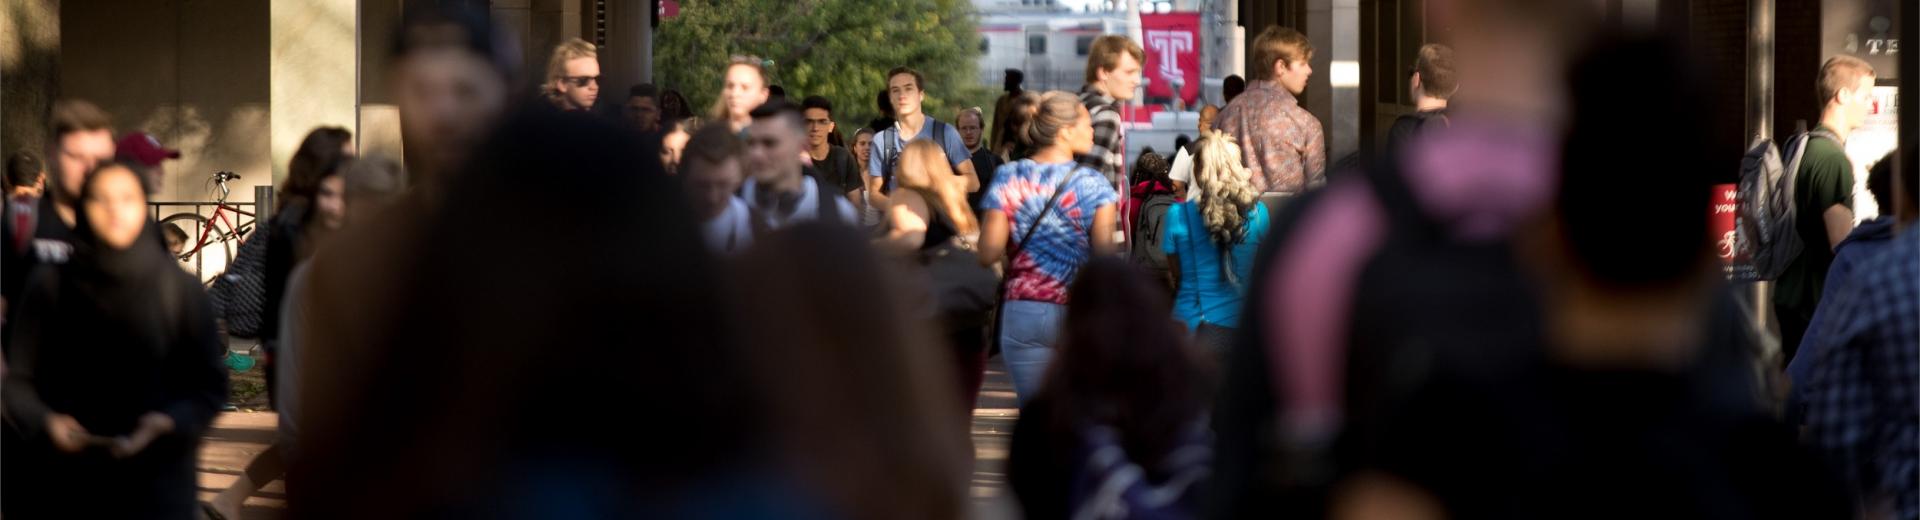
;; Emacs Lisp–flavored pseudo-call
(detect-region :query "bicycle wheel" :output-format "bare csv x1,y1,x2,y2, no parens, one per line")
160,213,223,283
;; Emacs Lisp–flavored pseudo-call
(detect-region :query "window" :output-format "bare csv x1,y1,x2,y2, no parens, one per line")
980,37,990,54
1028,34,1047,55
1075,35,1095,56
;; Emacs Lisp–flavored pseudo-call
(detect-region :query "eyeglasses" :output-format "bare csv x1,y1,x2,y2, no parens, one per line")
561,75,600,87
805,118,834,128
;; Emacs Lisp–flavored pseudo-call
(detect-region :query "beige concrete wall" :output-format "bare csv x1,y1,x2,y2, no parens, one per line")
499,0,583,95
271,0,358,189
2,0,61,166
61,0,273,203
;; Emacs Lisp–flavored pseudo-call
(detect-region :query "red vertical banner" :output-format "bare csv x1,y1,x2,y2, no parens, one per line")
1140,13,1202,106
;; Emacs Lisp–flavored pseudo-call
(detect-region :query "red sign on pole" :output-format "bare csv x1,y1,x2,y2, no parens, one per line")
1140,12,1202,106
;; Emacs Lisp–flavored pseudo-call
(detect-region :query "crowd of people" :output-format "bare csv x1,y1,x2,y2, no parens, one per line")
0,1,1911,519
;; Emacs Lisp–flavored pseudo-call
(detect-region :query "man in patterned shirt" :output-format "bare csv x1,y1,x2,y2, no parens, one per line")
1078,35,1142,245
1802,225,1918,520
1214,25,1326,197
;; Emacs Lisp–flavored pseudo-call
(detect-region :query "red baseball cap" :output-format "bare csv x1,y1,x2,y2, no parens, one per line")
116,132,181,167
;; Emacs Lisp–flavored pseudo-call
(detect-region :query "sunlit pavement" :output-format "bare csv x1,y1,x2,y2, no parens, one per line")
195,358,1023,520
971,356,1020,520
196,411,285,519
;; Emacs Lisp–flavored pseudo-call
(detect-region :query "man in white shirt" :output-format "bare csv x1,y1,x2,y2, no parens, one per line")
1168,104,1218,201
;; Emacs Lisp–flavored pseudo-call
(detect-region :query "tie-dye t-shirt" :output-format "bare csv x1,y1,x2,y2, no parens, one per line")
983,159,1119,304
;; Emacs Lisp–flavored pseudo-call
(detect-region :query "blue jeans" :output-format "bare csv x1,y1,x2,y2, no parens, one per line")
999,300,1065,405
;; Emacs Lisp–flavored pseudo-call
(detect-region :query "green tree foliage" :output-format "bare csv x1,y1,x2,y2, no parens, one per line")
657,0,996,133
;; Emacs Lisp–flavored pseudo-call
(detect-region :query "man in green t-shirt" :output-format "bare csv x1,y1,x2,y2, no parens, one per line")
1775,55,1876,364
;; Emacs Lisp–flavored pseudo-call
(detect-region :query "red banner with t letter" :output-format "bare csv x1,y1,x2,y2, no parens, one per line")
1140,13,1202,105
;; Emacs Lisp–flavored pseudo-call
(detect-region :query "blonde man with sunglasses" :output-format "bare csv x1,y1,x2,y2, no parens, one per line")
544,38,600,112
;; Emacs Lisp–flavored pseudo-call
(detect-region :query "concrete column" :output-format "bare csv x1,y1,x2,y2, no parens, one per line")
1,0,60,161
270,0,359,185
601,0,653,94
1303,0,1359,161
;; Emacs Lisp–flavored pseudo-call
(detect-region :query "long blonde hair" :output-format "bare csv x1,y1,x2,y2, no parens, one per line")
1194,130,1257,245
895,139,978,235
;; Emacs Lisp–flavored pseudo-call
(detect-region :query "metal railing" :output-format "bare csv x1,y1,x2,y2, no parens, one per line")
148,186,275,282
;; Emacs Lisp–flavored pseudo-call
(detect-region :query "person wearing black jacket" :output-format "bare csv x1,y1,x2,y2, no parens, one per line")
259,127,352,409
2,162,226,519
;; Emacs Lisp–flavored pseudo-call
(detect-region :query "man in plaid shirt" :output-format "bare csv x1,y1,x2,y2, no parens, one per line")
1078,35,1142,245
1802,225,1918,520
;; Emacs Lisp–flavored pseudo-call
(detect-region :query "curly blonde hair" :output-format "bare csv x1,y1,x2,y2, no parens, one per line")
1193,130,1257,245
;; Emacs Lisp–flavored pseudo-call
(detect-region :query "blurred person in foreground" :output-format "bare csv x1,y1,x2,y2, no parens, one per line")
207,128,355,520
1328,36,1848,520
1008,258,1214,520
880,139,992,411
1164,131,1269,354
682,123,755,255
290,107,776,518
733,224,970,520
1794,152,1918,520
269,156,405,473
3,100,116,332
743,100,856,229
976,90,1119,405
3,162,226,519
1208,1,1585,515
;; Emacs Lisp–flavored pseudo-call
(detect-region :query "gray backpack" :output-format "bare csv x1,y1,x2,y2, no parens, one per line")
1736,129,1834,280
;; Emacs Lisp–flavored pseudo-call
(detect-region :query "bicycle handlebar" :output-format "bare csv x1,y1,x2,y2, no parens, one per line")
213,171,241,182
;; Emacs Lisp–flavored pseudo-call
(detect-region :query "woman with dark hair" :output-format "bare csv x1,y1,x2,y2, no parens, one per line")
3,162,226,519
1007,258,1214,520
976,90,1119,404
279,127,353,206
261,126,354,408
210,128,353,519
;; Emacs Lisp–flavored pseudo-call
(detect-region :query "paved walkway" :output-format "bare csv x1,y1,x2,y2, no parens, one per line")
970,357,1020,519
196,412,285,519
197,357,1025,519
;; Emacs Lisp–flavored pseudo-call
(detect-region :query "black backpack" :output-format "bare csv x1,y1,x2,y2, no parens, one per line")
1130,190,1177,290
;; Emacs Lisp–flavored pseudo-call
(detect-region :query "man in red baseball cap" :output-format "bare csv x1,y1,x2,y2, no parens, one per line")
116,131,180,193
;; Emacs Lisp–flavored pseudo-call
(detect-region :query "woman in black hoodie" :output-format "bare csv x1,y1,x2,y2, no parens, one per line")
2,162,227,519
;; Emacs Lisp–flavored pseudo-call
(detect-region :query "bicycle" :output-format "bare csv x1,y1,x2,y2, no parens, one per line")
160,171,257,282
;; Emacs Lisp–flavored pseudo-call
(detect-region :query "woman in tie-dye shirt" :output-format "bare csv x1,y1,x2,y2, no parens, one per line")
978,91,1119,404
